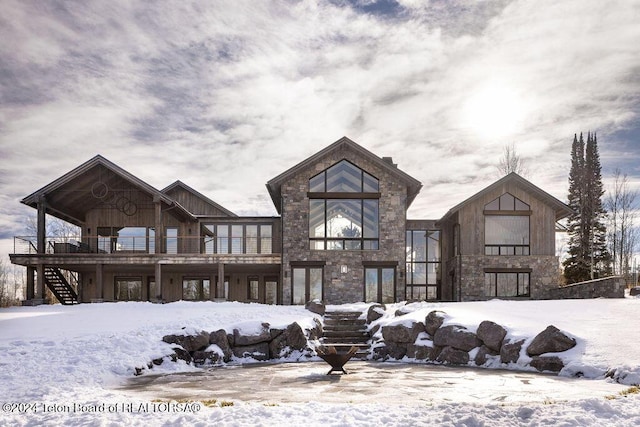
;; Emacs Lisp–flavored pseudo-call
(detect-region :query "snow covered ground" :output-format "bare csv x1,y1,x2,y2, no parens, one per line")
0,298,639,426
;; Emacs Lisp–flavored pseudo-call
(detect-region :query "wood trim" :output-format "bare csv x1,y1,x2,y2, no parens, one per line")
483,210,532,216
290,260,326,267
483,268,532,273
307,192,381,199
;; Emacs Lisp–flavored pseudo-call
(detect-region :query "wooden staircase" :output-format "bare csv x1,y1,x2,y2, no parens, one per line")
43,267,78,305
321,310,370,359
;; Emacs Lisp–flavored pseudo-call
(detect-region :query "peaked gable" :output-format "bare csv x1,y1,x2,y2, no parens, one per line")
162,180,237,217
266,136,422,213
439,173,573,222
21,155,195,225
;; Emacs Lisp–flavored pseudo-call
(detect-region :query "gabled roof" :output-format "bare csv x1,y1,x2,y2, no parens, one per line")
162,180,237,217
21,155,196,225
439,172,573,222
266,136,423,213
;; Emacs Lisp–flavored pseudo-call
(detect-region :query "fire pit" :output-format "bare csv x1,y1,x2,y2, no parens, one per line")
316,345,359,375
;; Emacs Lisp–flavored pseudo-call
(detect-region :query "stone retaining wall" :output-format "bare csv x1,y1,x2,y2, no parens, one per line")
548,276,625,299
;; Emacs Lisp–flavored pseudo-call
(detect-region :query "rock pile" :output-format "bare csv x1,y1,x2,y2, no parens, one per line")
372,310,576,373
140,319,322,374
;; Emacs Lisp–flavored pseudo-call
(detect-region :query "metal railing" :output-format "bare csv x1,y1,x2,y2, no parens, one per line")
13,235,277,256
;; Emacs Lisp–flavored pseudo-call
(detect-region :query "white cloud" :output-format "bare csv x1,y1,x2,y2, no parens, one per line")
1,0,639,262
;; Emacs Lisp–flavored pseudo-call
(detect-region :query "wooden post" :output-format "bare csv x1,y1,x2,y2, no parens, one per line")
37,196,46,254
154,197,163,254
26,267,35,300
36,264,44,300
155,263,162,301
96,264,104,301
217,263,225,300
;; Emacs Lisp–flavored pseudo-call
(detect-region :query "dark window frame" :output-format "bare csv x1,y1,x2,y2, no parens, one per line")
202,223,273,255
182,277,211,301
483,270,531,297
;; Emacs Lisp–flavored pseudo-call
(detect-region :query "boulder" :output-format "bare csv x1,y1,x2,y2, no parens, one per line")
630,287,640,296
500,339,525,364
232,342,270,361
530,356,564,373
476,321,507,352
526,325,576,356
474,345,498,366
233,323,271,346
170,347,192,364
382,323,425,343
269,322,308,358
305,300,325,316
192,350,220,366
210,329,233,362
437,346,469,365
307,318,323,341
424,311,445,336
373,342,407,360
406,344,434,360
395,307,411,317
367,304,385,323
433,325,481,351
162,330,210,352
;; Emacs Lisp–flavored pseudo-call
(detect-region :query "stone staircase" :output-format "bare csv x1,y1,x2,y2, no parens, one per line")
321,310,370,359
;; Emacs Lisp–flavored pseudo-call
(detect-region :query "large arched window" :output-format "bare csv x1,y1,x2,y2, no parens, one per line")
308,160,380,250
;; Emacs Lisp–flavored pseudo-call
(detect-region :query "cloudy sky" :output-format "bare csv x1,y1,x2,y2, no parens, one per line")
1,0,639,260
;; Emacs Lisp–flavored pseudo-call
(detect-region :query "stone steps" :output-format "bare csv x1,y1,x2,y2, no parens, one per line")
321,310,370,359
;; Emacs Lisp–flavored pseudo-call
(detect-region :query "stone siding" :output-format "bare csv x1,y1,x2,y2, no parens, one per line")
548,276,625,299
281,144,408,304
455,254,560,301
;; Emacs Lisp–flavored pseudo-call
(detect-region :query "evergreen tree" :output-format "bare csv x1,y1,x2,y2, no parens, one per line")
563,133,611,283
584,133,611,277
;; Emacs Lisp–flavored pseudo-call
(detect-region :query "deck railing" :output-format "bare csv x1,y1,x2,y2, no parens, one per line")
12,235,277,256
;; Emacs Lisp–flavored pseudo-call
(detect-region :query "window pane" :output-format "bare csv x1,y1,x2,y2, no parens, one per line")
217,225,229,254
427,286,438,300
249,278,259,300
231,225,243,254
116,227,146,252
166,228,178,254
365,268,378,302
485,216,529,245
485,198,500,210
309,268,323,301
381,268,395,304
265,279,277,304
260,225,272,254
327,200,362,238
412,263,427,284
412,231,427,262
427,230,440,261
292,268,306,305
499,193,515,210
309,173,325,192
363,171,379,192
115,278,142,301
484,273,496,297
427,263,439,284
515,198,530,210
363,240,378,250
246,225,258,254
363,200,378,238
326,160,362,192
309,200,325,238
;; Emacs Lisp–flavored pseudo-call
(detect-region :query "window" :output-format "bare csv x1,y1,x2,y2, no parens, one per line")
248,277,259,301
364,267,395,303
114,277,142,301
484,272,530,297
484,193,530,256
97,227,155,253
292,266,323,305
202,224,273,254
405,230,441,300
265,277,278,305
182,278,210,300
166,227,178,254
309,160,379,251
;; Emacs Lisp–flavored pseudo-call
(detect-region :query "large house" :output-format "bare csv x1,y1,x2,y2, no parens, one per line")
9,137,572,305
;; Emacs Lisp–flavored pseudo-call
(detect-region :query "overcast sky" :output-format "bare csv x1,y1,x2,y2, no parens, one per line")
1,0,639,261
